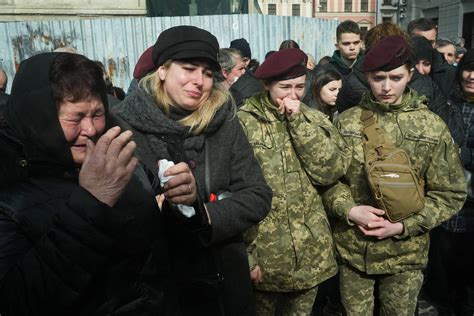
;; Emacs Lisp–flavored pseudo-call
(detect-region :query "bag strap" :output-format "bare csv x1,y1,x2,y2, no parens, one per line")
360,108,396,164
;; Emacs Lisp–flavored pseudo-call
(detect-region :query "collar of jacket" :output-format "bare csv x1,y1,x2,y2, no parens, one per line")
331,50,362,70
242,92,287,123
361,87,427,113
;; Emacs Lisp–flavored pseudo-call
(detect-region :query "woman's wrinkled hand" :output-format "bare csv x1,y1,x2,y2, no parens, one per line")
79,126,138,207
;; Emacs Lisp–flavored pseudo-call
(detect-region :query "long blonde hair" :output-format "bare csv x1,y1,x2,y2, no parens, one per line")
139,60,231,135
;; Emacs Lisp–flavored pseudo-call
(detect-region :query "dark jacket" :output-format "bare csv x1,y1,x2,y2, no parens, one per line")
336,58,465,146
447,85,474,232
113,89,272,316
328,50,360,79
230,69,263,108
0,92,8,108
431,50,457,98
0,53,170,315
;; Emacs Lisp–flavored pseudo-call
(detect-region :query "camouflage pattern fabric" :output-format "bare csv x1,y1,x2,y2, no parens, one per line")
254,286,318,315
339,264,423,316
238,92,351,292
323,88,467,275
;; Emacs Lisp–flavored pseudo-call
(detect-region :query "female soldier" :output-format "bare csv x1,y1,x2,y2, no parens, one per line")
237,48,350,315
113,26,272,315
312,66,343,121
323,35,466,315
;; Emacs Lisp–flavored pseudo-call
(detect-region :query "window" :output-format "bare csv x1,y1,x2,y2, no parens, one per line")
361,0,368,12
344,0,352,12
292,4,300,16
268,3,276,15
383,0,392,5
320,0,327,12
360,26,368,41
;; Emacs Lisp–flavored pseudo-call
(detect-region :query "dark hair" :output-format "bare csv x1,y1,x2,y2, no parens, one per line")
311,66,342,120
318,56,332,65
407,18,437,36
336,20,360,41
265,50,276,60
50,53,106,105
279,40,300,50
113,86,126,101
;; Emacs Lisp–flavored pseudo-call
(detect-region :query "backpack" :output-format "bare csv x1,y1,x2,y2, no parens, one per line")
361,109,425,222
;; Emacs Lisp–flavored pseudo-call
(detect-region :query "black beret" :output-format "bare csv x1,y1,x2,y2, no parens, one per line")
412,36,433,64
255,48,308,81
230,38,251,59
363,35,413,72
152,25,220,71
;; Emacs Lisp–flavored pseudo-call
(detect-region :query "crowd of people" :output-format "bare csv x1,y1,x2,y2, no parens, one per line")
0,16,472,316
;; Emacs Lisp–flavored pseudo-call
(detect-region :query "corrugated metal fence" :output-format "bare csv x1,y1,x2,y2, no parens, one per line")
0,14,338,92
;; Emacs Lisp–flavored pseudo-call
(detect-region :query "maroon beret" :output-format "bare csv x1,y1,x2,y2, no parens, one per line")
363,35,413,72
255,48,308,81
133,46,155,80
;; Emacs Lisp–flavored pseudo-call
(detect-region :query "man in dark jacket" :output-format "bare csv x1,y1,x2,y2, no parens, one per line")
407,17,457,98
0,52,172,315
229,38,264,107
328,20,363,79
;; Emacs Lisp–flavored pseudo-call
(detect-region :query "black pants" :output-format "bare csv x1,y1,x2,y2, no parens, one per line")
424,227,474,315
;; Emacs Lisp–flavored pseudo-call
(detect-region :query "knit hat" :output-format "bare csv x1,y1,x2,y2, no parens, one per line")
458,49,474,82
412,36,433,64
230,38,251,59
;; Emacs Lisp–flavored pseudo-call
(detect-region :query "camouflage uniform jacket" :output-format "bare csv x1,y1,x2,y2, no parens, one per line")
323,89,467,275
238,92,350,292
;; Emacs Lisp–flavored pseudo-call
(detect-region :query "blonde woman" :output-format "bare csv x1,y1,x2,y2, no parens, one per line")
113,26,272,315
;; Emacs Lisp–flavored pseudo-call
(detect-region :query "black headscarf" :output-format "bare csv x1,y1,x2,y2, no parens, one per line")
5,52,109,178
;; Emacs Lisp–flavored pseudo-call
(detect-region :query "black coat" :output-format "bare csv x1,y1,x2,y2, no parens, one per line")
113,90,272,316
230,69,263,108
0,169,170,315
336,57,465,145
431,50,457,98
0,52,171,315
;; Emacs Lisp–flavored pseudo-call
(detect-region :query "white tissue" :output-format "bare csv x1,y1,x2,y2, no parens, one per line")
158,160,196,218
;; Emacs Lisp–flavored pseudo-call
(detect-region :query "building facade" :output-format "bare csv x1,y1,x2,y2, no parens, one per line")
313,0,376,40
0,0,261,21
258,0,376,40
401,0,474,48
0,0,147,21
257,0,313,17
